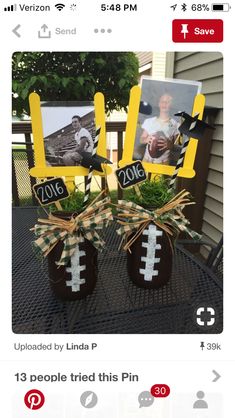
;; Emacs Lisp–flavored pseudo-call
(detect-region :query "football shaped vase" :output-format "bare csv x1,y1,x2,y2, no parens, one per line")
127,222,172,289
48,212,98,301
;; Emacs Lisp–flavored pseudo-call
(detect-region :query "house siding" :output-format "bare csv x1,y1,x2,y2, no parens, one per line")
169,51,223,247
137,52,153,68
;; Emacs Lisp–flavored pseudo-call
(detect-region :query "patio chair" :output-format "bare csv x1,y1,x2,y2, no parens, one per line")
176,236,223,280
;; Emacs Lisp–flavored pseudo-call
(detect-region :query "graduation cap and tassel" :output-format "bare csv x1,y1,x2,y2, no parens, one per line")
168,111,215,192
174,111,215,140
80,152,112,172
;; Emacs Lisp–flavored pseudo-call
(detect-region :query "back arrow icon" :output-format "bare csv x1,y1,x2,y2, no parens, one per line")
212,370,221,382
12,24,21,37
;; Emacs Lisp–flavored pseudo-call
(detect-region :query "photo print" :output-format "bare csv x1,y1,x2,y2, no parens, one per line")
134,77,201,166
41,101,95,167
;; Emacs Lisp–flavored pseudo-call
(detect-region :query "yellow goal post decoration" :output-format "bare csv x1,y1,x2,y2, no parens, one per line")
119,85,205,178
29,92,112,182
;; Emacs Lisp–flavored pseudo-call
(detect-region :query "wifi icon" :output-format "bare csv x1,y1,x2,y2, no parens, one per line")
55,3,65,11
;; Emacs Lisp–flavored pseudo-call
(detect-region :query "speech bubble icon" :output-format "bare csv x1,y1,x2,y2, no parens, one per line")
138,391,154,408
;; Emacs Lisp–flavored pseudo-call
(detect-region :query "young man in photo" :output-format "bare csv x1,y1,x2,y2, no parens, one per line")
63,115,93,166
140,93,179,165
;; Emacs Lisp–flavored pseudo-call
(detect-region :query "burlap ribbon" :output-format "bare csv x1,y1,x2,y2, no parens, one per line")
117,190,201,252
31,197,113,266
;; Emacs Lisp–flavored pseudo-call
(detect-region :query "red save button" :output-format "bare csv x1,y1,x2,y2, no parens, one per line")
172,19,223,42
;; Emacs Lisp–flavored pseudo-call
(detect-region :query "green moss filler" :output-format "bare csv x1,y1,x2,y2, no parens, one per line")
49,190,111,214
128,178,174,209
54,190,86,213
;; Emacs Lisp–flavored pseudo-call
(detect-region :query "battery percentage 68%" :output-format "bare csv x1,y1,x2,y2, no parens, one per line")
191,4,210,11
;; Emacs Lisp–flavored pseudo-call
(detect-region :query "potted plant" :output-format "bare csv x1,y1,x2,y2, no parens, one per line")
31,189,112,301
117,178,200,289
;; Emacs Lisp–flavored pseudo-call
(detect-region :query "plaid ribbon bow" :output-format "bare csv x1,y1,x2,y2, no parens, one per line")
117,190,201,252
31,197,113,266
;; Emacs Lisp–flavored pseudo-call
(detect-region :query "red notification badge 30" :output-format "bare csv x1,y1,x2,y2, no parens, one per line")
150,384,170,398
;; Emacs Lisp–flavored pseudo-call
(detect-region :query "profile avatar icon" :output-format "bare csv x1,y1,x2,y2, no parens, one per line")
193,390,208,409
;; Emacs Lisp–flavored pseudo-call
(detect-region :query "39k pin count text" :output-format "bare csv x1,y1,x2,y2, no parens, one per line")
14,342,98,352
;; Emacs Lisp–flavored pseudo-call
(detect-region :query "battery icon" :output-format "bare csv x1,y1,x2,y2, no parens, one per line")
212,3,231,11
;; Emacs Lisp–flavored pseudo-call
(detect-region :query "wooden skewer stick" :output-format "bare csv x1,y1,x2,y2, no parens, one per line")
54,201,63,210
134,184,142,198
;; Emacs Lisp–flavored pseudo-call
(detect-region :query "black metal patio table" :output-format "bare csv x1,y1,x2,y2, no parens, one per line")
12,207,223,334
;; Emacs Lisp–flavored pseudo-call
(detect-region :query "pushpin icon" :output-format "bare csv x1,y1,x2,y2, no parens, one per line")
181,23,189,39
